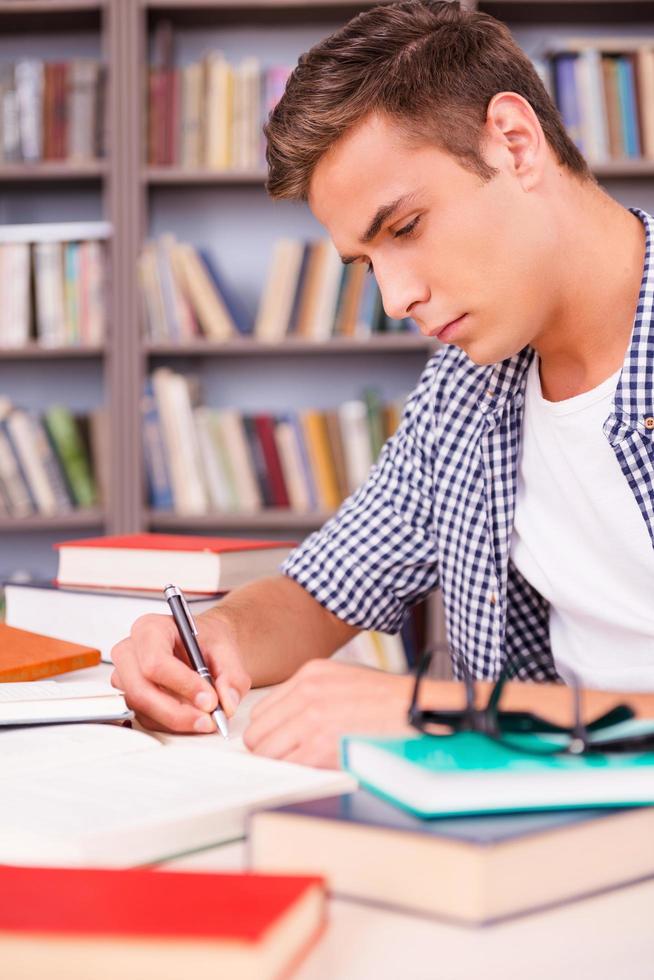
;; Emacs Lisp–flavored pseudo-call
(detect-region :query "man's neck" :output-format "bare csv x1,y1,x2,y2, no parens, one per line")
534,190,646,403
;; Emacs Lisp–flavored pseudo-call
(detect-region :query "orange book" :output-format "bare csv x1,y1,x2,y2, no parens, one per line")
301,410,342,511
0,623,100,682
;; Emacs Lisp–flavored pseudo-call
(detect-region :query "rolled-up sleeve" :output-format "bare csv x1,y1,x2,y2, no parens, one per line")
281,354,442,633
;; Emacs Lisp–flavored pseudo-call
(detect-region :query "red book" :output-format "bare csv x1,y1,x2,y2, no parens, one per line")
43,63,55,160
0,865,325,980
254,414,291,508
54,532,297,592
52,62,68,160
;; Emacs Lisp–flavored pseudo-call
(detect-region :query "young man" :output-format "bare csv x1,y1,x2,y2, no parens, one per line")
112,0,654,767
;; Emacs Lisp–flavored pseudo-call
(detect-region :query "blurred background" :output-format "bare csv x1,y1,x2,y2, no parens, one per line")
0,1,650,671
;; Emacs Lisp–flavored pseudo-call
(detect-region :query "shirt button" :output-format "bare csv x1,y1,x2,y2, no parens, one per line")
645,417,654,430
489,593,497,606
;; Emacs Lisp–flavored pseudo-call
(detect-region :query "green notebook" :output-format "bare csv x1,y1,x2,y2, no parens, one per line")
341,729,654,818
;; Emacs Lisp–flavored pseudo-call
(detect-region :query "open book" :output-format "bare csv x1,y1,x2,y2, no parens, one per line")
0,691,356,868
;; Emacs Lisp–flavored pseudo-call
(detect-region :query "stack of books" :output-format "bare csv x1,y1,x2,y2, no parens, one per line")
0,398,102,519
143,367,403,516
255,238,413,342
147,21,291,171
0,222,109,349
138,234,251,342
4,532,295,659
3,532,419,675
546,38,654,162
0,58,106,164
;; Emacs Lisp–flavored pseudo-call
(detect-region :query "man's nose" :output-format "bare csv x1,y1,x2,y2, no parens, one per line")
375,263,428,321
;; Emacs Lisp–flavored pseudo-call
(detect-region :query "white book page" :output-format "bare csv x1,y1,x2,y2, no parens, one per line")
149,686,270,752
1,740,356,867
0,723,159,778
0,681,118,702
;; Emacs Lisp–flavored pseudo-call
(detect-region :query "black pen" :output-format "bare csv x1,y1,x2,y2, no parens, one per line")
164,583,229,738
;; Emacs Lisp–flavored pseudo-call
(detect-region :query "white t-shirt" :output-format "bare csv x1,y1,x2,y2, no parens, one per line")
510,355,654,691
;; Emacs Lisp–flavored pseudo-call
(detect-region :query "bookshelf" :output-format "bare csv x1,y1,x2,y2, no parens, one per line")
4,0,654,583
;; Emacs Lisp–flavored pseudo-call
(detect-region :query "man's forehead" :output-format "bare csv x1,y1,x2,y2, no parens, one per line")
308,121,428,241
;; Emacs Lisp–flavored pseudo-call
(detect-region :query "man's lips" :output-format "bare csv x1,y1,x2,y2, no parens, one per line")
428,314,468,341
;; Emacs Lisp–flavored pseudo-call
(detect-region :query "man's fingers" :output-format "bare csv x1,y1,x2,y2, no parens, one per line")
140,652,218,712
249,676,296,720
125,680,212,733
244,711,304,760
204,647,252,718
244,688,321,756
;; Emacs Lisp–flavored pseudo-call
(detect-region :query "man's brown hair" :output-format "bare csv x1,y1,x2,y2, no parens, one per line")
264,0,591,201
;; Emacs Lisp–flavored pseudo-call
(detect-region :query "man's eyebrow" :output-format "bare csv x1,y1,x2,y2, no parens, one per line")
339,192,419,265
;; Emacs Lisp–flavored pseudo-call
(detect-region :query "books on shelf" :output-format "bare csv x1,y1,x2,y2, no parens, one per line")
0,397,101,519
545,37,654,163
0,222,109,349
249,790,654,925
147,22,292,171
54,532,295,593
0,58,106,165
0,865,325,980
255,238,414,343
143,366,403,517
4,581,227,663
139,234,252,343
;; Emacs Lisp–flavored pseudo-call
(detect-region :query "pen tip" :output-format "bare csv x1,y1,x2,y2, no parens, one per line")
213,709,229,740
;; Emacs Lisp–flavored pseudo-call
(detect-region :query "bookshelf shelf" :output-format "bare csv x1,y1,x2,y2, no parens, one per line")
0,1,103,10
0,162,107,183
144,167,267,185
479,2,654,27
145,336,437,357
0,1,102,31
593,161,654,179
0,345,105,361
147,509,334,531
0,509,106,533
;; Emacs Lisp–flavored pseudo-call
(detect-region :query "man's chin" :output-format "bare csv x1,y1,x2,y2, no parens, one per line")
458,337,524,367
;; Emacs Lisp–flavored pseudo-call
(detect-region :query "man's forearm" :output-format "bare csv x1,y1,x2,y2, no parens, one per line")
199,573,359,687
420,677,654,724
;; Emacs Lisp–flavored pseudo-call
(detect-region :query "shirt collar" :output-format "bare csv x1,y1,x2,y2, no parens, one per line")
613,206,654,424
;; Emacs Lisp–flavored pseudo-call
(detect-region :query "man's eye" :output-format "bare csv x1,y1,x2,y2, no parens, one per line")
393,215,421,239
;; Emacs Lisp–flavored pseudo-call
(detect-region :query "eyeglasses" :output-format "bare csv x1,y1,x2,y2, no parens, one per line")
408,646,654,756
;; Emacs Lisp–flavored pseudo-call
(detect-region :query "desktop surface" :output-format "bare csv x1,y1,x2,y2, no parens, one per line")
55,664,654,980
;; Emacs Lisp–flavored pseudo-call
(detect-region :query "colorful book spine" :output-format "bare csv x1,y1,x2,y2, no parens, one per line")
554,54,583,153
44,405,97,509
616,55,641,158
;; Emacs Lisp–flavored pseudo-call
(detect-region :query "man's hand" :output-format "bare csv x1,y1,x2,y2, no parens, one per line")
244,658,415,768
110,612,251,733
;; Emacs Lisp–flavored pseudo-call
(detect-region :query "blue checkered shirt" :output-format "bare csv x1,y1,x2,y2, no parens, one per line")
282,207,654,680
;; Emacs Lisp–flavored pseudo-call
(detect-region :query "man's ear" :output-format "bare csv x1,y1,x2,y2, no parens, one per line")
482,91,545,191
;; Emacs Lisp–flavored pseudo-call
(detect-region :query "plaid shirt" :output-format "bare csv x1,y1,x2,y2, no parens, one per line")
282,207,654,681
